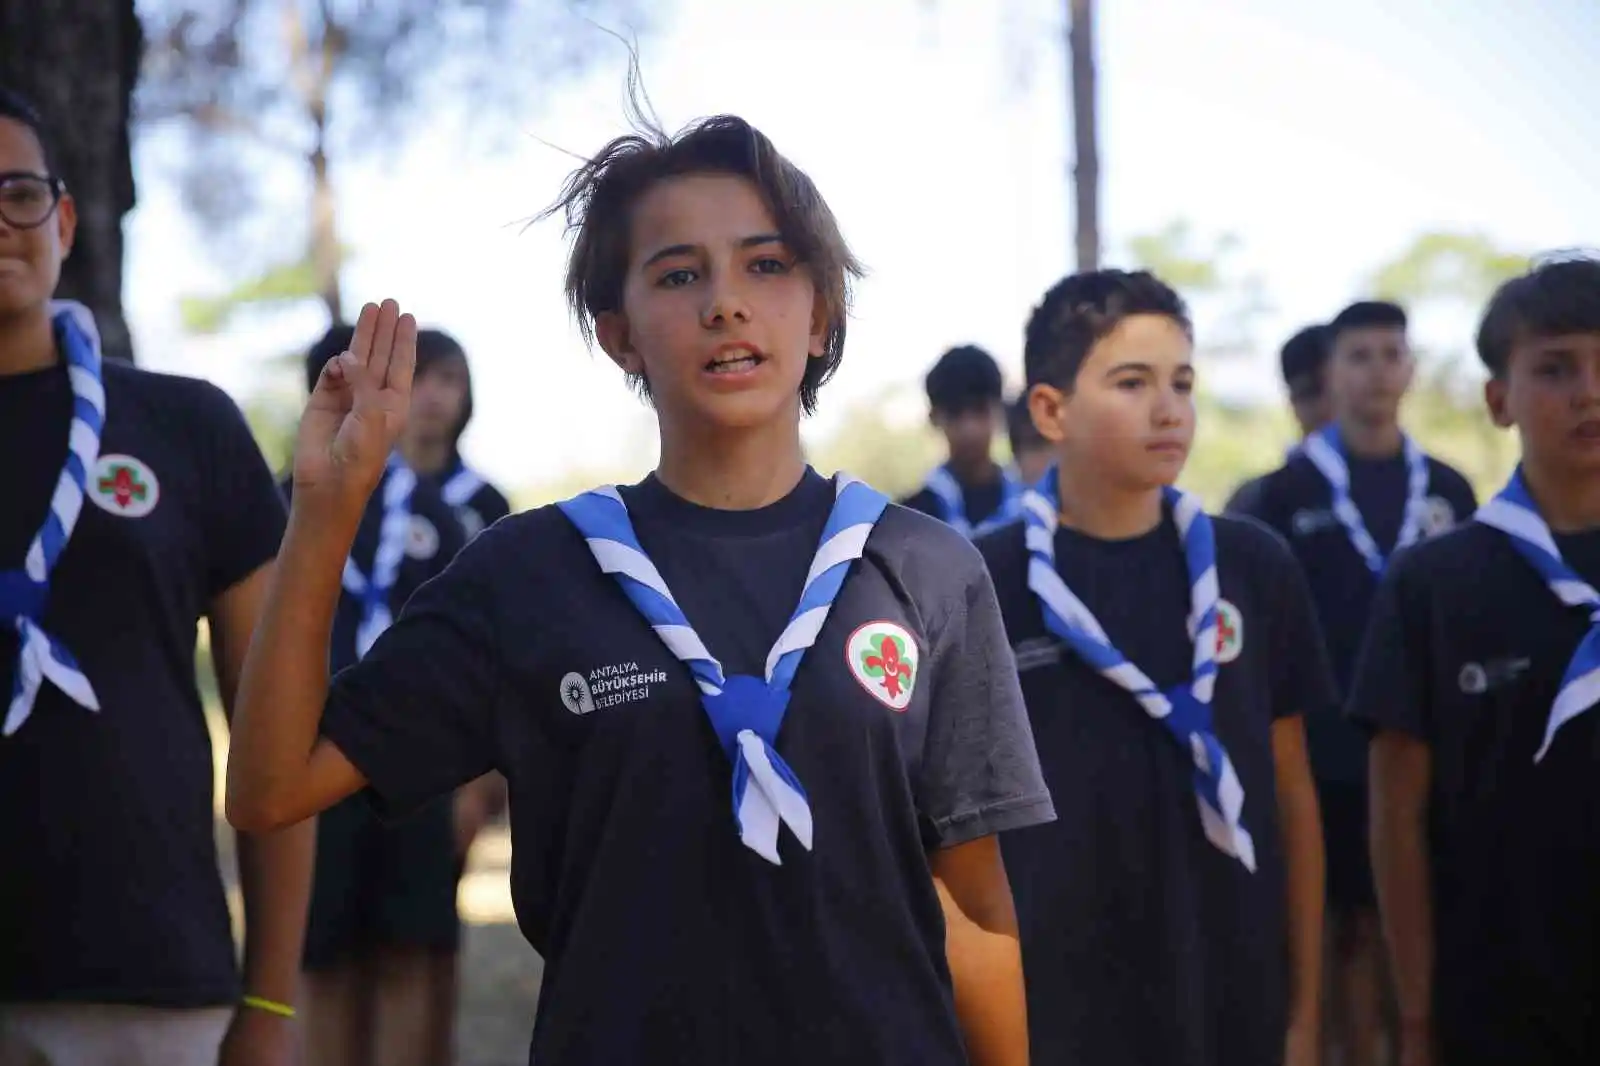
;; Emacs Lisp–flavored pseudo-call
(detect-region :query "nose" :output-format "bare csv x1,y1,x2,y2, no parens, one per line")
1152,384,1186,427
700,269,751,329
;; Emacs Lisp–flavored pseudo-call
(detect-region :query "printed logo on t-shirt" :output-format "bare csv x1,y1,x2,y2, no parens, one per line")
406,515,440,560
456,505,486,541
559,672,596,715
846,620,920,711
88,453,160,518
1420,495,1457,538
1290,508,1338,537
560,660,671,714
1457,656,1530,695
1214,598,1244,664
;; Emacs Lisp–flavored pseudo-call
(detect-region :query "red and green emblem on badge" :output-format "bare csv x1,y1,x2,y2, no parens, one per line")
1214,598,1244,664
847,621,919,711
89,454,160,518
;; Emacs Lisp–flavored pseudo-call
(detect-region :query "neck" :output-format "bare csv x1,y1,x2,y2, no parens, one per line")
656,415,807,510
947,453,998,485
0,306,58,376
1521,462,1600,533
1053,462,1164,540
1337,415,1404,459
399,436,455,477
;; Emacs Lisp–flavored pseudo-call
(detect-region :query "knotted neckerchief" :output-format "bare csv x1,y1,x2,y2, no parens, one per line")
440,460,484,511
558,474,889,864
2,301,107,736
1301,424,1428,575
341,455,416,658
923,464,1023,539
1475,466,1600,762
1022,471,1256,870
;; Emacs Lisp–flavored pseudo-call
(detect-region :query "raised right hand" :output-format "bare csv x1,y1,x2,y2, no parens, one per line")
292,299,417,507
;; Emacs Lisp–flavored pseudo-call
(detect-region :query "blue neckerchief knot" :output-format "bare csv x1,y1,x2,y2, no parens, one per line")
1301,424,1428,575
558,473,890,865
1475,465,1600,762
2,301,107,736
341,455,416,659
1022,468,1256,871
924,464,1024,539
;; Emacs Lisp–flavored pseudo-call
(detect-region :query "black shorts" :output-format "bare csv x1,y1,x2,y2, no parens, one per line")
303,794,462,970
1317,779,1375,911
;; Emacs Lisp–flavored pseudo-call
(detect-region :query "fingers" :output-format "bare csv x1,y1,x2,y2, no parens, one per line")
368,299,401,387
349,302,380,372
388,313,418,395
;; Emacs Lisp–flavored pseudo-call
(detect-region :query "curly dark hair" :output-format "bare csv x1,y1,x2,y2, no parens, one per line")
1023,269,1191,390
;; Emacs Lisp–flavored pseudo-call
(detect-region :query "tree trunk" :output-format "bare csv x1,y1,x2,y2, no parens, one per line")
1067,0,1100,272
0,0,142,362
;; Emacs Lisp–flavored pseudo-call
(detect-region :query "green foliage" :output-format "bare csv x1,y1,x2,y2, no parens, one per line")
179,254,328,334
1368,232,1531,310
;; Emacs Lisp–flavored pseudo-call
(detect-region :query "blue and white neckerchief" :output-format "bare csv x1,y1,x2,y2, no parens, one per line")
1301,424,1429,575
1475,467,1600,762
924,464,1024,538
1022,471,1256,871
2,301,107,736
440,460,484,511
559,474,889,865
341,455,416,658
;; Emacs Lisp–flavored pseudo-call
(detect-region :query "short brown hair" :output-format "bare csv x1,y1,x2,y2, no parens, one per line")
541,112,863,414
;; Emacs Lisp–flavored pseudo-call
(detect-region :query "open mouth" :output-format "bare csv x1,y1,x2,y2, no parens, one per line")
705,349,766,375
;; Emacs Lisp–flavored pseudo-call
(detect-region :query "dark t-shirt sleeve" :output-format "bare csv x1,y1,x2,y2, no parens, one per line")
1264,532,1337,720
1345,560,1430,740
193,382,287,597
899,488,940,519
916,544,1055,848
321,526,504,819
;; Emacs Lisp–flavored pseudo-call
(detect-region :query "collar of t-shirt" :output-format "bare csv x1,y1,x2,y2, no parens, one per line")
622,468,834,538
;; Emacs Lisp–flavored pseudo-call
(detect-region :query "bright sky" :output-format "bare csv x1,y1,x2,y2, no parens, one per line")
122,0,1600,492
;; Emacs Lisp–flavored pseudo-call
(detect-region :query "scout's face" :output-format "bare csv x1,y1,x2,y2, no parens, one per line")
0,117,74,321
1030,313,1197,491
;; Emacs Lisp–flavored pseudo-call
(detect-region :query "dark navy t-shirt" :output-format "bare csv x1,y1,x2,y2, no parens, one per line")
979,511,1336,1066
1346,522,1600,1064
320,468,1054,1066
1229,448,1477,783
0,360,286,1005
901,473,1006,531
282,470,467,676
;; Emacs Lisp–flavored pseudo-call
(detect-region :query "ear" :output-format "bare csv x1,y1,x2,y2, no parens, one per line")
1027,382,1070,444
928,408,945,431
807,289,828,360
55,192,77,259
1484,375,1514,428
595,310,643,377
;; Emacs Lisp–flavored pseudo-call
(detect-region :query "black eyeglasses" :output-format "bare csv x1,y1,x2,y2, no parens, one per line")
0,171,65,230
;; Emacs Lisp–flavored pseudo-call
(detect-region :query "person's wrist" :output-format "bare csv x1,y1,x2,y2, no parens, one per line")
240,994,297,1019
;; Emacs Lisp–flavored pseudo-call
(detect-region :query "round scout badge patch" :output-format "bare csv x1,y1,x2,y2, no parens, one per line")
559,672,596,715
1421,495,1457,538
1214,598,1244,665
406,515,440,560
846,621,920,711
88,454,159,518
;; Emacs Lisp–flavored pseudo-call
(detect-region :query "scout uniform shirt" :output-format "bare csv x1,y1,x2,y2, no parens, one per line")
980,503,1336,1066
1347,505,1600,1064
318,468,1055,1066
0,322,287,1006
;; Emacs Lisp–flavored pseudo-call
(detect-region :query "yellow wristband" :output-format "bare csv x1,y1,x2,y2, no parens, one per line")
241,994,297,1019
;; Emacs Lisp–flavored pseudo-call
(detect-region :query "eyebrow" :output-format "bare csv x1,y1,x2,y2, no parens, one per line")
640,232,786,269
1105,361,1193,376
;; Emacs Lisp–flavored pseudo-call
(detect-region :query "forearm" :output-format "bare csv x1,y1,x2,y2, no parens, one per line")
1371,746,1434,1026
227,498,362,830
936,879,1029,1066
236,822,316,1004
1279,771,1325,1027
1272,717,1324,1029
